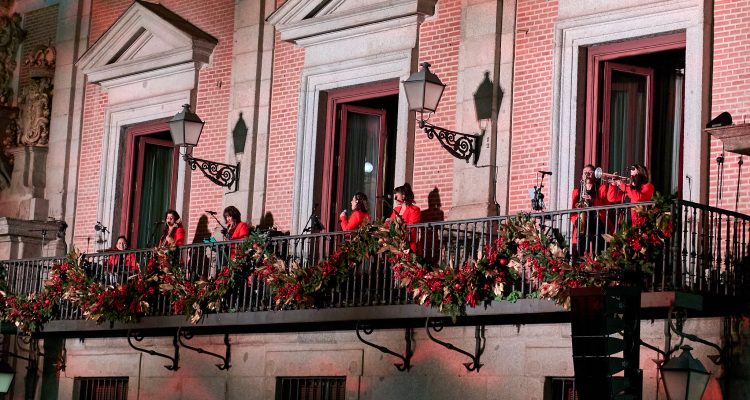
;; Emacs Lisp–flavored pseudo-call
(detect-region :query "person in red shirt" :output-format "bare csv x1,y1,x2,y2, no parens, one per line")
607,164,655,226
224,205,251,260
224,206,251,240
159,209,186,246
339,192,370,231
107,235,137,273
388,183,421,252
571,164,610,256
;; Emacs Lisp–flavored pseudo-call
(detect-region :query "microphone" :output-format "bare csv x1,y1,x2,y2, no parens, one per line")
377,194,393,199
94,221,109,233
538,171,553,176
205,210,217,215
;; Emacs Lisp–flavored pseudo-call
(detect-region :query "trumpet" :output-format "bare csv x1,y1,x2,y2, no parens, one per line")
594,167,631,184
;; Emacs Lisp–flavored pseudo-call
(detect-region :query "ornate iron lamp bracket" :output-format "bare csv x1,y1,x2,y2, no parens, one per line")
420,121,483,165
355,321,414,372
127,330,180,371
177,327,231,370
425,318,486,372
183,153,240,193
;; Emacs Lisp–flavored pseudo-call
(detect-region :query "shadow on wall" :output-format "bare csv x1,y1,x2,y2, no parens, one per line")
421,187,444,223
192,215,211,244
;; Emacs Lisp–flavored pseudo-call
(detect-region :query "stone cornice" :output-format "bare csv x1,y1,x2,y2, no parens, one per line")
270,0,436,45
77,1,217,85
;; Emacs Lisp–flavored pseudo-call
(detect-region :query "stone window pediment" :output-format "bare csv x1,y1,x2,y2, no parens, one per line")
268,0,436,44
77,0,218,85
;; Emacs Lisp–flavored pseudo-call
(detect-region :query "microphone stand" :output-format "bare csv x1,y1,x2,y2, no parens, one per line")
302,205,323,234
735,156,743,213
716,146,725,209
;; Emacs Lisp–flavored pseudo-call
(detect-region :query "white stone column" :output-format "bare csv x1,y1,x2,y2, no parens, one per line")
224,0,276,227
449,0,512,219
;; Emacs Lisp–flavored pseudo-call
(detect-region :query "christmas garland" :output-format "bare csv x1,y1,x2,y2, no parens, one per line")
0,196,672,333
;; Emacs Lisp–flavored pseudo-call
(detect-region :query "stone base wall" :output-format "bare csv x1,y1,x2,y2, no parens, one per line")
27,318,726,400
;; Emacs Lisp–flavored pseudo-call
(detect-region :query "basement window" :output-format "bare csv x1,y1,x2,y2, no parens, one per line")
73,377,128,400
544,377,578,400
276,376,346,400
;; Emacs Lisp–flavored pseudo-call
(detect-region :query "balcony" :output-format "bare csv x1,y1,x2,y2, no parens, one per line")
0,200,747,338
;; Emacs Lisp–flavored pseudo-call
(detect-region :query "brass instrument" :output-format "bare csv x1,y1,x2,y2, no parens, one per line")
575,178,589,233
594,167,631,185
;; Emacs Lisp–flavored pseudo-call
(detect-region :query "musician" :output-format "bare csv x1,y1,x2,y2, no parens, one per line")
159,209,186,246
571,164,610,256
607,164,655,225
388,183,421,252
339,192,370,231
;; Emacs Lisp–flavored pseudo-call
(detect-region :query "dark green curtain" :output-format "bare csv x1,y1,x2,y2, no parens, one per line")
343,112,380,220
136,144,173,247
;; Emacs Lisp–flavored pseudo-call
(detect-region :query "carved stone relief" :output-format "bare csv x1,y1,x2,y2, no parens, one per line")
16,78,51,146
16,43,55,147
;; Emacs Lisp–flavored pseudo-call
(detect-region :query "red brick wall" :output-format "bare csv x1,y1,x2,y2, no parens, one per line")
74,0,234,248
265,0,461,231
412,0,461,214
265,24,304,231
19,5,58,89
509,0,558,213
709,0,750,214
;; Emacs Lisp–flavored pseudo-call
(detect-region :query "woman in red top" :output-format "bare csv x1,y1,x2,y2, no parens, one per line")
224,206,251,240
224,205,251,260
159,209,186,246
339,192,370,231
607,164,655,226
571,164,610,256
107,235,137,272
388,183,421,252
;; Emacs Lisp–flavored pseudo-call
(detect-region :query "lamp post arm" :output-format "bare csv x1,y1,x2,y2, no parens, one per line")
668,310,724,364
182,153,240,193
419,121,483,165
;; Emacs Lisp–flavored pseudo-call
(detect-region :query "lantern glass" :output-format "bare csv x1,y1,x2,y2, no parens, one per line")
169,104,204,148
403,62,446,114
661,347,710,400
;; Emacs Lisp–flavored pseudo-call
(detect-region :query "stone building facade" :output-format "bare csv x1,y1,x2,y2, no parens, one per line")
0,0,747,398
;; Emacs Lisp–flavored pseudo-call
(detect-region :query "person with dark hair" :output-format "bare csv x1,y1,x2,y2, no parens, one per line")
571,164,610,256
607,164,655,225
223,205,250,260
388,183,421,252
339,192,370,231
107,235,137,273
389,183,420,224
159,209,186,246
224,205,250,241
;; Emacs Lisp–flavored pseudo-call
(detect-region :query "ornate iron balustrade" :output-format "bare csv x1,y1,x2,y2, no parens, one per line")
1,200,748,324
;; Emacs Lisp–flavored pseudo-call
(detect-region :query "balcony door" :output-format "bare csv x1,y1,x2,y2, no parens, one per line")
120,121,178,248
601,62,654,175
336,105,387,222
319,81,399,230
585,33,685,196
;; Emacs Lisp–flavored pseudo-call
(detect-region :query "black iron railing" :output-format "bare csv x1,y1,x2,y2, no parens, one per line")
1,200,748,322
